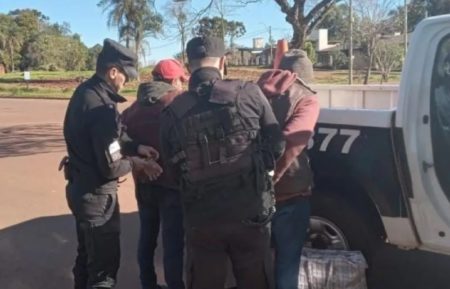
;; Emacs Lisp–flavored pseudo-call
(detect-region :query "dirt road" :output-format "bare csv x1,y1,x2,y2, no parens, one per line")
0,98,156,289
2,98,450,289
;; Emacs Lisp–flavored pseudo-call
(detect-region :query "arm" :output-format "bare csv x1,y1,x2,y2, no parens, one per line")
89,105,133,179
254,85,285,161
159,109,181,184
273,95,320,183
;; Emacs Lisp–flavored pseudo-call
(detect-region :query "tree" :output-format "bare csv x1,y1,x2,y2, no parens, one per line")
389,0,450,34
194,17,246,47
3,20,23,72
130,2,163,65
98,0,163,66
166,0,197,64
353,0,397,84
9,9,44,40
87,44,103,70
98,0,135,47
0,9,92,71
303,41,316,64
64,35,88,70
241,0,341,48
374,40,403,83
317,3,349,41
226,20,246,48
330,50,348,70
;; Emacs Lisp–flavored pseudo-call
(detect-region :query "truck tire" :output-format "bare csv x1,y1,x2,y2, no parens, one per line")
308,191,383,266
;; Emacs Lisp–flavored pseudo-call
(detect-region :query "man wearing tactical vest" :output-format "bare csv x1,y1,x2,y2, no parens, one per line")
160,36,285,289
257,49,320,289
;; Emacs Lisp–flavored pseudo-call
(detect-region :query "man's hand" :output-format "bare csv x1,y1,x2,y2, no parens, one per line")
137,145,159,160
130,157,163,181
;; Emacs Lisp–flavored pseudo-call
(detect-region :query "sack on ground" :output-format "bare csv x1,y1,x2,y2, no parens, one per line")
299,248,368,289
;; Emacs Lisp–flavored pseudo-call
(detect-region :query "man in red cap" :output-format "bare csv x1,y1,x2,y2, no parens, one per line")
122,59,188,289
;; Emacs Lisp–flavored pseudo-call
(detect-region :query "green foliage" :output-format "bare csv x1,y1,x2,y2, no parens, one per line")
0,9,92,72
194,17,246,47
24,34,88,71
388,0,450,33
87,44,103,71
303,41,317,64
318,4,349,41
330,50,348,70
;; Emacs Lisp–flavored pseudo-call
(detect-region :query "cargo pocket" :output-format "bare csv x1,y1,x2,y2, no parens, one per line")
79,193,117,227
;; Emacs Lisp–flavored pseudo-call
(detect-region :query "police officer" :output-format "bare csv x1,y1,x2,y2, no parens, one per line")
160,36,285,289
63,38,162,289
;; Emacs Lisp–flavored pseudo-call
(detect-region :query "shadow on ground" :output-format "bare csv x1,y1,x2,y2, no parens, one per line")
369,244,450,289
1,212,450,289
0,212,161,289
0,123,65,158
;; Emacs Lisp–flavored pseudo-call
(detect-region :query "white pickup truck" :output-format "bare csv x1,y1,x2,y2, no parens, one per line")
306,14,450,269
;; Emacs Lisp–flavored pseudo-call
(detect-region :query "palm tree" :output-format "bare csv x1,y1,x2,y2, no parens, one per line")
98,0,134,47
129,2,162,65
98,0,162,67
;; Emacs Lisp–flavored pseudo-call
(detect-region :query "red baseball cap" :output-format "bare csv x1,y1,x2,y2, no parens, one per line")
152,59,189,82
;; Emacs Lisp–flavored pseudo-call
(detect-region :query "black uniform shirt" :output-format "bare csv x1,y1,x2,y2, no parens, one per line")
63,74,138,194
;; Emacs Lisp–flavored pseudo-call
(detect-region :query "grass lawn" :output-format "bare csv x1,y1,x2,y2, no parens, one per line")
0,70,95,81
0,67,401,99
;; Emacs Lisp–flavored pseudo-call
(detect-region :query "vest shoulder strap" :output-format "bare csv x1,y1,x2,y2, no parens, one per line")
167,91,197,119
209,79,244,105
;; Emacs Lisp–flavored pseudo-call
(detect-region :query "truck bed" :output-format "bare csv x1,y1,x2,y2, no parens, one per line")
314,84,399,110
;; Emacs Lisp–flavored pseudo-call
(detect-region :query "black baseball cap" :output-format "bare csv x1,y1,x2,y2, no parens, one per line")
96,38,138,80
186,36,225,61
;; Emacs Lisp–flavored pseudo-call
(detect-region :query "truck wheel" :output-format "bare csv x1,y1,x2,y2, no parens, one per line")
307,192,383,265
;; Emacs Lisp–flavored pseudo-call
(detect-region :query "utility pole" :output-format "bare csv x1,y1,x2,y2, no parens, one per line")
349,0,353,85
404,0,408,57
269,26,273,65
219,0,225,41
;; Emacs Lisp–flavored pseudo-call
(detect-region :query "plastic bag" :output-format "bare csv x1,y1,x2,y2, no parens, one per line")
299,248,368,289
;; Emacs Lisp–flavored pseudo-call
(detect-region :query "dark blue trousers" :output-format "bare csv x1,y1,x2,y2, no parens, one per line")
136,183,185,289
271,197,310,289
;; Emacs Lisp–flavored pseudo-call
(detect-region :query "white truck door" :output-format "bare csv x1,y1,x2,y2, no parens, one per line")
397,15,450,254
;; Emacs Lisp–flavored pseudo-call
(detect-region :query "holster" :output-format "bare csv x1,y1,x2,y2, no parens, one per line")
58,156,73,182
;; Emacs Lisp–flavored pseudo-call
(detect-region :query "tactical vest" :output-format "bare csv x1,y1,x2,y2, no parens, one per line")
168,80,274,224
270,78,315,198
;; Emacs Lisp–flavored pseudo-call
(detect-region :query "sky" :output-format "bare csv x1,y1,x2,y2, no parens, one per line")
0,0,293,64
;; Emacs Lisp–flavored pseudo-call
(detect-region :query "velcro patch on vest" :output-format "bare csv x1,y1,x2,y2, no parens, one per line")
108,140,122,162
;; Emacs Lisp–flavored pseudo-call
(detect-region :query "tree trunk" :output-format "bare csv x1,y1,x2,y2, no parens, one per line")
134,36,141,81
181,31,186,65
364,51,375,85
290,25,307,49
9,45,14,73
